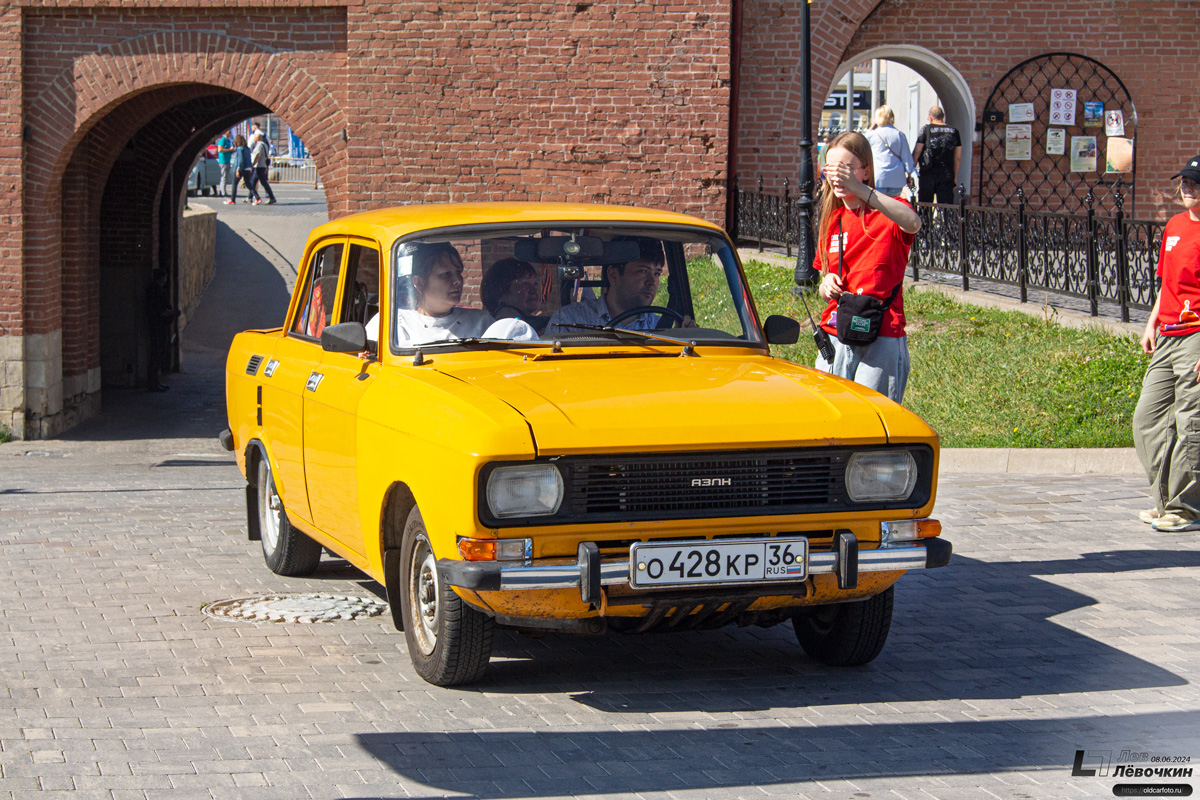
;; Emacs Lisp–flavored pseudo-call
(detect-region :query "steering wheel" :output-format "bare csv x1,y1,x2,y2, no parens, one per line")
608,305,685,330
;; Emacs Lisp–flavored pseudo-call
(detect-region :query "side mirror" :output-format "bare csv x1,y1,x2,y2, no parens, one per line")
763,315,801,345
320,322,368,353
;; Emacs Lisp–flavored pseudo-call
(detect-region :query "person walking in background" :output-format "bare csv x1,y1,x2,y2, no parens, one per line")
1133,155,1200,532
911,106,961,205
812,131,922,404
248,132,277,205
215,129,234,197
864,106,916,198
224,134,258,205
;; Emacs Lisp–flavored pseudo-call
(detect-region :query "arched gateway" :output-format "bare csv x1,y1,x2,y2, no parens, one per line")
15,22,350,437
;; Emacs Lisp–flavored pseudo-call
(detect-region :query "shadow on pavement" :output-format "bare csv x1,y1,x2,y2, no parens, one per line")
349,709,1199,797
379,551,1198,707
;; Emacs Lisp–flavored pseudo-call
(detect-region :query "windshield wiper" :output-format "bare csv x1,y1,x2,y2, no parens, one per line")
553,324,700,352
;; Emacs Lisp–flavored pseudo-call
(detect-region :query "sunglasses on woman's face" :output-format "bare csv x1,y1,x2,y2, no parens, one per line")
1177,179,1200,195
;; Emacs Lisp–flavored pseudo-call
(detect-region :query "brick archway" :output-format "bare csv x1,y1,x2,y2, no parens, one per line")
25,30,348,215
20,30,348,435
829,45,976,195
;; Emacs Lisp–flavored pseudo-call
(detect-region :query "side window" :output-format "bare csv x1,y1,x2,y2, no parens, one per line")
343,244,381,327
292,242,345,338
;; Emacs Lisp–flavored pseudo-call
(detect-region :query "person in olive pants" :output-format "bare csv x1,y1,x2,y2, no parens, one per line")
1134,154,1200,532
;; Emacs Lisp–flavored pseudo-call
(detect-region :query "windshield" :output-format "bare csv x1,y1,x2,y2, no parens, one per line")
373,224,762,351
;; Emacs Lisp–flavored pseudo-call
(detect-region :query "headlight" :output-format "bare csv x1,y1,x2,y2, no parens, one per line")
486,464,564,518
845,451,918,502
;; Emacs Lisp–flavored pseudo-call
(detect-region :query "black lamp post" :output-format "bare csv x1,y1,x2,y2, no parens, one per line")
793,0,818,287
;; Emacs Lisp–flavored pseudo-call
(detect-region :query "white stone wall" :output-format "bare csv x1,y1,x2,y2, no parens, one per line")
0,334,24,439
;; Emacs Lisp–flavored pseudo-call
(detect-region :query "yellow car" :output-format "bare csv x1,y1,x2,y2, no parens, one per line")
220,202,949,686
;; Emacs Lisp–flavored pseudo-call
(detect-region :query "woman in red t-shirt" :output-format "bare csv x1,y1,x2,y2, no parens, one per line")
812,131,923,403
1133,154,1200,532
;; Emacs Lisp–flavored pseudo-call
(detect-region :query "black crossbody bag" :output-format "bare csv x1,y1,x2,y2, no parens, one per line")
835,218,902,345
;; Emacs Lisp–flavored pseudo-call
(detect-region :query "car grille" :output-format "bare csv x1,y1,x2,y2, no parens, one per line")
563,451,844,519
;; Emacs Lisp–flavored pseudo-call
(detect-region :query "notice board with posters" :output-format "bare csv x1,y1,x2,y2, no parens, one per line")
977,52,1137,216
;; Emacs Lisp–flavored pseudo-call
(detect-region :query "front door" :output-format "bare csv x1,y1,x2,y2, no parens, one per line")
300,240,382,564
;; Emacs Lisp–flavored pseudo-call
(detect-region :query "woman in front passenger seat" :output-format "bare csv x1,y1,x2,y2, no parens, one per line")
365,243,535,345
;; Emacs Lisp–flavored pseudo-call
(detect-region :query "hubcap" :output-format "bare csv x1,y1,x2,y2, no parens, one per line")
258,460,281,553
408,536,439,656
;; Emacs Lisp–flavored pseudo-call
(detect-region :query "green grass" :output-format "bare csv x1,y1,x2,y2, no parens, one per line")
742,259,1149,448
0,423,10,444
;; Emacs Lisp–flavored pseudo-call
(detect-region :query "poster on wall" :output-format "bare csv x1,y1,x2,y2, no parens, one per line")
1046,128,1066,155
1006,124,1033,160
1049,88,1076,125
1009,102,1035,123
1071,136,1098,172
1083,101,1104,126
1106,137,1133,173
1105,109,1126,137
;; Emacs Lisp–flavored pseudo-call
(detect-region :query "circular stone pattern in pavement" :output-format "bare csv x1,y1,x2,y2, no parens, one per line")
204,593,388,624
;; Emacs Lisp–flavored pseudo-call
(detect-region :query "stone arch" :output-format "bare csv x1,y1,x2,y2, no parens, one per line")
20,30,346,434
25,30,348,216
831,45,976,194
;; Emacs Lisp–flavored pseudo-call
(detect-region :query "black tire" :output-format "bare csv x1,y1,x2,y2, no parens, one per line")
792,586,893,666
399,506,493,686
256,456,322,577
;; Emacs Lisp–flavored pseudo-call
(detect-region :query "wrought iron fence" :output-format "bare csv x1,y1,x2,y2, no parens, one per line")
731,176,1163,321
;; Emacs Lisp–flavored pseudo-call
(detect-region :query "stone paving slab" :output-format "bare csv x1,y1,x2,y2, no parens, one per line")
3,437,1199,799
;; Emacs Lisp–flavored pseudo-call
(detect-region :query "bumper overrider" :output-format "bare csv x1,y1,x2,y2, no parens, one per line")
440,530,952,605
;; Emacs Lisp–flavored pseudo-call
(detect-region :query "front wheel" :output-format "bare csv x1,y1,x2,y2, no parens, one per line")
256,456,322,577
399,506,493,686
792,586,893,666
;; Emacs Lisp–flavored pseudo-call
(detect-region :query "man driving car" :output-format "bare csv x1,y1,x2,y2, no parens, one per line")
545,238,668,334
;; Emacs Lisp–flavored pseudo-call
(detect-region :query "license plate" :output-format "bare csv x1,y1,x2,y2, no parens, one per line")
629,537,808,588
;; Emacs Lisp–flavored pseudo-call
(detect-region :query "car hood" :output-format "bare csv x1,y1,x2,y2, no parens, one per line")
435,352,891,455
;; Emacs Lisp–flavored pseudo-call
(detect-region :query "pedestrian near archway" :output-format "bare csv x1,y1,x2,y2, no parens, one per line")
912,106,961,204
1134,155,1200,532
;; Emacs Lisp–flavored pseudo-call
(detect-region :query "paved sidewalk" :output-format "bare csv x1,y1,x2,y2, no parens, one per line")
2,435,1198,799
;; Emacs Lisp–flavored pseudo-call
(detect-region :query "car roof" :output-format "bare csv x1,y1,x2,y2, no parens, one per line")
306,202,728,244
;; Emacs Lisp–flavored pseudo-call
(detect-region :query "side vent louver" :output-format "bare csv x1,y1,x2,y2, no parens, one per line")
246,355,264,376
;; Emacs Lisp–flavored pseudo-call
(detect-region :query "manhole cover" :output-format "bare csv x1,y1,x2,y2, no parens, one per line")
204,593,388,624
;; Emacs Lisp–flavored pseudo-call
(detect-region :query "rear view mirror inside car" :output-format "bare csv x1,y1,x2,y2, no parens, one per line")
513,236,639,265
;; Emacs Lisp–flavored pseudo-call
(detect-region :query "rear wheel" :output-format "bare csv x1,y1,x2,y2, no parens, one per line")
399,506,493,686
256,457,322,577
792,586,893,666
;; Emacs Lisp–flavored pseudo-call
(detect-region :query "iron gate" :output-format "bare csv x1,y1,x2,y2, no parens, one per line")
978,52,1137,217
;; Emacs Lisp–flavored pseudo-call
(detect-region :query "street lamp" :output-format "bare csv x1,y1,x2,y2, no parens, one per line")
793,0,818,287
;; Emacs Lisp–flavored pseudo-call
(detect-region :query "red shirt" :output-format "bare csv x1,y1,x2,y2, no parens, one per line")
1156,212,1200,337
814,203,915,338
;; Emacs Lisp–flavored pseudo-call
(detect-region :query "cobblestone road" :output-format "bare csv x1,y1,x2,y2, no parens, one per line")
2,192,1199,799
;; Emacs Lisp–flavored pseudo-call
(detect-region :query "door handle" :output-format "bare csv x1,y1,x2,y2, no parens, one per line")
306,372,324,392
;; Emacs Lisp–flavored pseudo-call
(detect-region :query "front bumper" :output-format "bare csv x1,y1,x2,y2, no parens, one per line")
440,534,951,603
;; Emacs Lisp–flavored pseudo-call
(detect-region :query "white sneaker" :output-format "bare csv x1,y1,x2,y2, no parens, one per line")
1152,512,1200,532
223,199,234,205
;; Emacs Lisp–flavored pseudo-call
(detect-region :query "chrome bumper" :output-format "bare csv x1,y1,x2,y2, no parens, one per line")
439,535,951,602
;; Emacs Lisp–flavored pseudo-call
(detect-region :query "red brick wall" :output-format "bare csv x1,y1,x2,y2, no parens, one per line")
6,0,730,420
0,7,22,341
736,0,1197,220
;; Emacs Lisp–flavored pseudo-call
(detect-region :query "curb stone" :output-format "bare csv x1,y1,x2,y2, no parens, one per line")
941,447,1141,475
